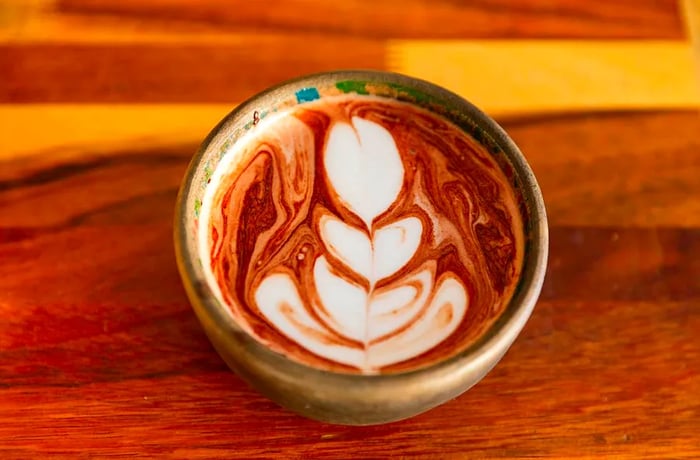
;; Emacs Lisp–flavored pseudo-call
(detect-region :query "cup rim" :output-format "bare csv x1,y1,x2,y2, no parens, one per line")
174,69,548,384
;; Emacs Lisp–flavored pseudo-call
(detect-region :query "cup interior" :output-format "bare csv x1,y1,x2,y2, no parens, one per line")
175,70,548,376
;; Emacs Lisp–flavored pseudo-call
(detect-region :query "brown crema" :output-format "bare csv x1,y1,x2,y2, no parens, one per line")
206,95,524,373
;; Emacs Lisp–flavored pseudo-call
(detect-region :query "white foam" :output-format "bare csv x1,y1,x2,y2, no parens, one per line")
368,268,433,342
319,214,372,281
256,273,365,368
373,216,422,281
324,116,404,228
313,256,367,342
319,214,423,284
367,275,468,369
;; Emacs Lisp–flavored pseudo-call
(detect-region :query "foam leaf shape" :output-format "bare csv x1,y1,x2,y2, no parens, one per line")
319,214,372,281
367,267,432,342
320,214,423,285
373,216,423,281
255,273,364,368
314,256,368,342
324,117,404,227
367,275,468,369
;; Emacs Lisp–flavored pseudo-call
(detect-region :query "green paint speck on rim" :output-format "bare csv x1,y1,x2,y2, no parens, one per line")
336,80,369,95
194,199,202,217
386,83,434,104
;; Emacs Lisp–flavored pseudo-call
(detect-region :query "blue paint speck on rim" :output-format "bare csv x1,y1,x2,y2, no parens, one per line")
295,87,320,103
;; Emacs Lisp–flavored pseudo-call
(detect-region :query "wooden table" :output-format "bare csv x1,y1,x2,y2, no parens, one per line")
2,1,699,458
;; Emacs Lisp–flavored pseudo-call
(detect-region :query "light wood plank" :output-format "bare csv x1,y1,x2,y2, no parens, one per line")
389,40,700,115
0,104,231,161
682,0,700,85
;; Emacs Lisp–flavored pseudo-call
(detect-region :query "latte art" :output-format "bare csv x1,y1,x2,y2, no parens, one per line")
255,116,468,371
202,95,524,373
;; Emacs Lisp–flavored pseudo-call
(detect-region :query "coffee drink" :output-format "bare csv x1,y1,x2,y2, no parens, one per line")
200,95,524,374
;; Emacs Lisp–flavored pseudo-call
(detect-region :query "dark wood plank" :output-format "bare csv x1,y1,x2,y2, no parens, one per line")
56,0,686,39
0,40,385,103
1,220,699,381
1,279,698,457
2,301,698,460
543,226,700,302
501,111,700,227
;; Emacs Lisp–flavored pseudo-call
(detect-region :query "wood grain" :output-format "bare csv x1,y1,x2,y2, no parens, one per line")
1,0,698,457
391,40,700,114
52,0,685,39
504,111,700,227
1,232,698,457
2,41,697,106
1,297,698,458
1,111,699,458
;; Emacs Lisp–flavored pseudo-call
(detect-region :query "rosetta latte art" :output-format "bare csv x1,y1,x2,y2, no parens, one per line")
256,117,468,371
205,96,524,374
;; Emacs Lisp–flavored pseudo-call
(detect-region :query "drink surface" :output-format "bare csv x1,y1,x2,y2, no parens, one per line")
200,95,524,374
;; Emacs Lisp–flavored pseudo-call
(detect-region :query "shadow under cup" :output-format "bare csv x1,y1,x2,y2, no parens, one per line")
175,70,548,425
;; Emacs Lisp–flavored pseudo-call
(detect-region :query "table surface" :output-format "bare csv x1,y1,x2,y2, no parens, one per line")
1,0,699,458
